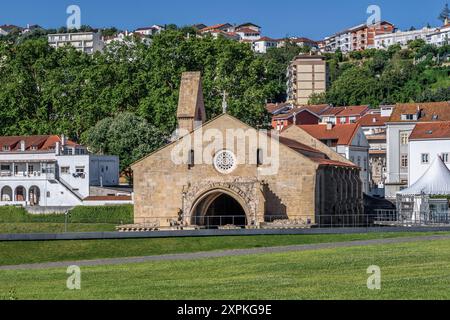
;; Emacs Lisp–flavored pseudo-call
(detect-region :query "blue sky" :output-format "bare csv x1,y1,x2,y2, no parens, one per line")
0,0,447,39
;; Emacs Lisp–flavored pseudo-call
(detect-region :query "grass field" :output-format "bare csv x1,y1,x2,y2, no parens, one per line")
1,238,450,300
0,232,448,266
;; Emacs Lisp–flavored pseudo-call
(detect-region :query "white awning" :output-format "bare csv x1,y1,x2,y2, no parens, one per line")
398,155,450,196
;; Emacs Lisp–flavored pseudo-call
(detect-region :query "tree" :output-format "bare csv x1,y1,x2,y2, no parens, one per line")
438,3,450,23
82,112,168,182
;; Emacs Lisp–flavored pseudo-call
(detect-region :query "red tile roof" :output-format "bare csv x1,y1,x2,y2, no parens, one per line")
236,27,260,34
301,104,332,116
388,101,450,122
273,107,319,120
0,135,79,152
277,135,325,156
320,107,346,116
256,36,278,42
298,123,360,146
200,23,232,33
409,122,450,140
336,105,370,117
266,102,292,114
357,114,389,127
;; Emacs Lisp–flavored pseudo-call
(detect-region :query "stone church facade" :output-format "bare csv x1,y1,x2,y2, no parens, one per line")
132,72,363,229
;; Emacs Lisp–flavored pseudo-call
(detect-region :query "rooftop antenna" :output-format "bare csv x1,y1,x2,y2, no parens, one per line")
222,90,228,114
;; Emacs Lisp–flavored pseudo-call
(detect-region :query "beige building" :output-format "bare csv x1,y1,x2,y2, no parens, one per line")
132,72,363,229
287,55,328,105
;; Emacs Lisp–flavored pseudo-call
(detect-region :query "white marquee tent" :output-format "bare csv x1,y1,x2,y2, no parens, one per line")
397,155,450,224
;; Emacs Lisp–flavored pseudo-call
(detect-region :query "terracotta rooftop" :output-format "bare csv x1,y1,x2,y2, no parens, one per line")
320,107,346,116
236,27,260,34
337,105,370,117
0,135,79,152
272,107,319,120
266,102,292,114
357,114,389,127
200,23,231,33
298,123,360,146
388,101,450,123
277,135,356,168
409,122,450,140
301,104,332,115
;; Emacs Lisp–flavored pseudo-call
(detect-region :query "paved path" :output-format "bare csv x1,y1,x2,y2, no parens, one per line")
2,234,450,271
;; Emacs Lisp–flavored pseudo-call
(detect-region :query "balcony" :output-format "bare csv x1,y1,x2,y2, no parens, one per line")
0,162,56,180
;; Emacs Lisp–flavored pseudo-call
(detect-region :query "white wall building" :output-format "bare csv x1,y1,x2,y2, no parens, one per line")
134,25,165,36
408,122,450,186
0,135,131,209
253,37,279,53
374,27,436,49
427,23,450,47
385,102,450,198
48,32,104,54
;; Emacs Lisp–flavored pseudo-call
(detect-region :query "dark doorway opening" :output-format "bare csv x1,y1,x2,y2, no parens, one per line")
192,193,247,228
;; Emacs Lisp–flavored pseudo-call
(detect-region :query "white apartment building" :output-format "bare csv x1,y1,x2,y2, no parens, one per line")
48,32,104,54
134,25,165,36
374,27,436,49
253,37,279,53
385,102,450,198
0,135,131,209
408,122,450,186
428,23,450,47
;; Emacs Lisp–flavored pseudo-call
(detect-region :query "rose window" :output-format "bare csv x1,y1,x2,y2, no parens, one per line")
213,150,237,174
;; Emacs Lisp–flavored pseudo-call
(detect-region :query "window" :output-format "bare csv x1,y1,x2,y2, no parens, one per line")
442,153,449,163
75,167,85,174
400,132,409,145
61,167,70,174
401,114,416,121
28,165,34,173
0,165,10,171
401,154,408,168
2,145,10,151
340,117,346,124
47,191,50,198
421,154,429,164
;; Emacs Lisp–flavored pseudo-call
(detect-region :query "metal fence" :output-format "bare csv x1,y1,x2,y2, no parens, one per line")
373,209,450,226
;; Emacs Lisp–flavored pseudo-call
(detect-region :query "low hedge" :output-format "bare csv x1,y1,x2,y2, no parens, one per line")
69,205,133,224
0,205,133,224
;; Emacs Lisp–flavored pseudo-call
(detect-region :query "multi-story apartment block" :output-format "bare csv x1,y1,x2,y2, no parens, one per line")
385,101,450,198
0,135,131,209
324,21,395,52
48,32,104,54
374,27,437,49
427,21,450,47
287,54,328,105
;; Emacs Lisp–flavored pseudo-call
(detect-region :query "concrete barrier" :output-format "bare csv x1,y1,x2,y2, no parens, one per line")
1,226,450,241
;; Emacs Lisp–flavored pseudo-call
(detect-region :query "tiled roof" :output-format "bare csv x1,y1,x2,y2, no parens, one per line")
320,107,346,116
0,135,78,152
388,101,450,122
236,27,260,34
256,36,278,42
200,23,231,33
266,102,292,114
277,135,325,156
409,122,450,140
272,107,319,120
357,114,389,127
301,104,331,115
336,105,369,117
298,123,360,146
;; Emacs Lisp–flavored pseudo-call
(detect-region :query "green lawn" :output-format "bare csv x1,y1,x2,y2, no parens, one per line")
0,232,448,266
2,238,450,300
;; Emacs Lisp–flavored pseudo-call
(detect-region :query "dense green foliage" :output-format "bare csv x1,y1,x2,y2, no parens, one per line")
320,43,450,106
0,205,133,224
0,30,448,174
